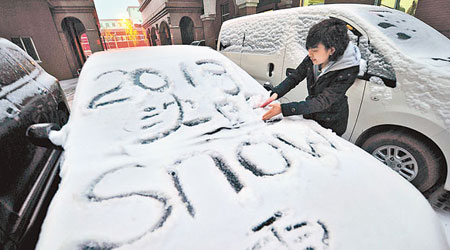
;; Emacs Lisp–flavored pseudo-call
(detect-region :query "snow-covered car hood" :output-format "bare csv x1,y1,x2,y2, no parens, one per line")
37,46,448,250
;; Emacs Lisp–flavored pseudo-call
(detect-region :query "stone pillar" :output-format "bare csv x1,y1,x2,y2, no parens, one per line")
203,0,216,16
236,0,259,16
201,0,217,48
170,26,182,45
201,14,217,49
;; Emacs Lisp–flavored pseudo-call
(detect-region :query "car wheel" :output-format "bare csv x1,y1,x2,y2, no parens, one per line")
360,130,442,192
58,109,69,126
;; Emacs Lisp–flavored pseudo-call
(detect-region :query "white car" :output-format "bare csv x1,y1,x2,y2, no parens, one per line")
218,4,450,193
34,46,448,250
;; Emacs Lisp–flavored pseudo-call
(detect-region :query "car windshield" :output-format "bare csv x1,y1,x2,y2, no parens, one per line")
360,8,450,68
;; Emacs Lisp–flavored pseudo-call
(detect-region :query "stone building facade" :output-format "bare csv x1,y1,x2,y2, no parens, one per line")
0,0,103,80
139,0,449,50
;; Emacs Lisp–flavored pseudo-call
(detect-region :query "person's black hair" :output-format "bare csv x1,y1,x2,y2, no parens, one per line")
305,18,350,61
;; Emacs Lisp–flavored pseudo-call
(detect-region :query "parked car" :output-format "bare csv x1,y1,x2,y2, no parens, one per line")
31,46,448,249
0,38,70,249
190,40,205,46
217,4,450,193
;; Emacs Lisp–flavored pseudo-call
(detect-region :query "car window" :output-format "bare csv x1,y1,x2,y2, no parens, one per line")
0,48,28,87
6,47,38,73
347,25,397,87
285,15,325,64
220,12,291,54
366,42,396,85
241,15,290,54
219,20,246,52
294,15,326,49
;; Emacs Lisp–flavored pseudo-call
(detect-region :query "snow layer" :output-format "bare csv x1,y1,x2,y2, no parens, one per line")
220,13,290,55
38,46,448,250
437,210,450,245
220,4,450,127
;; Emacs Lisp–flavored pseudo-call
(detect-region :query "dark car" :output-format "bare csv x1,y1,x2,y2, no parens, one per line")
0,38,69,250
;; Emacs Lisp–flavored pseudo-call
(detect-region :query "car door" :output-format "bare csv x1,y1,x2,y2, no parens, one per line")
349,36,399,142
0,46,61,246
280,15,325,103
238,14,289,87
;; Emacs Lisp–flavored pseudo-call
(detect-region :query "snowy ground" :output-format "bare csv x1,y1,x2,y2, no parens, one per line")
437,211,450,243
59,78,77,107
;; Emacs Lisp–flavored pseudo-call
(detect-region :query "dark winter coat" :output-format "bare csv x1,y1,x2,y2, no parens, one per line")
271,43,360,136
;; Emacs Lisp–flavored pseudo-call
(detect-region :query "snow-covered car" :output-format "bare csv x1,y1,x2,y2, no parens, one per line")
0,38,69,250
218,4,450,193
34,46,448,250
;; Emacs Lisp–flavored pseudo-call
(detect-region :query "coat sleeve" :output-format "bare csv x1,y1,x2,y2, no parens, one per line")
281,66,359,117
271,56,309,98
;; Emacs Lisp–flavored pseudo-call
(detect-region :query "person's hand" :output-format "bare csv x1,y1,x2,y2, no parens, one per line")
260,93,278,108
262,103,281,120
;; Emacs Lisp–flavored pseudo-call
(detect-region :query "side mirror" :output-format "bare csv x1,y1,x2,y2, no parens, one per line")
219,41,230,51
263,82,274,92
26,123,63,150
359,73,396,88
358,59,367,77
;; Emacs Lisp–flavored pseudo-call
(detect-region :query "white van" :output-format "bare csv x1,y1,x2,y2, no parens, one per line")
217,4,450,193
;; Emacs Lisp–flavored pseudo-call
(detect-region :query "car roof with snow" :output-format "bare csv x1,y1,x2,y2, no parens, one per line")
37,46,448,250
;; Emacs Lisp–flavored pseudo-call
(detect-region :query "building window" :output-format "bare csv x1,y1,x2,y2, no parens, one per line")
302,0,324,6
258,0,277,7
10,37,41,62
221,3,230,23
376,0,419,15
378,0,397,8
106,23,110,28
400,0,418,15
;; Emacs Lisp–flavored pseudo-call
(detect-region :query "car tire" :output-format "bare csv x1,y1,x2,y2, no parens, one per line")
58,109,69,126
360,130,442,192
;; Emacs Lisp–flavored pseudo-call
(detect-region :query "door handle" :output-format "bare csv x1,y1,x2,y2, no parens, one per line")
268,63,274,77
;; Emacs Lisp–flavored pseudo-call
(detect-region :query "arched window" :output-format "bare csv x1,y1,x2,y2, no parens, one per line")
159,21,172,45
180,16,195,45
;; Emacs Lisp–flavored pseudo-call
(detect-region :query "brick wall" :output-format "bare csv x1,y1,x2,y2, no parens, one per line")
415,0,450,39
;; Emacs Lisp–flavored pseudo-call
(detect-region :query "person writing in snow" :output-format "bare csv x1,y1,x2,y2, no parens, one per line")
262,18,361,136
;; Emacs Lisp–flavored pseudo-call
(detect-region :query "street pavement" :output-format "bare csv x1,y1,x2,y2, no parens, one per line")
58,77,450,244
60,78,77,108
